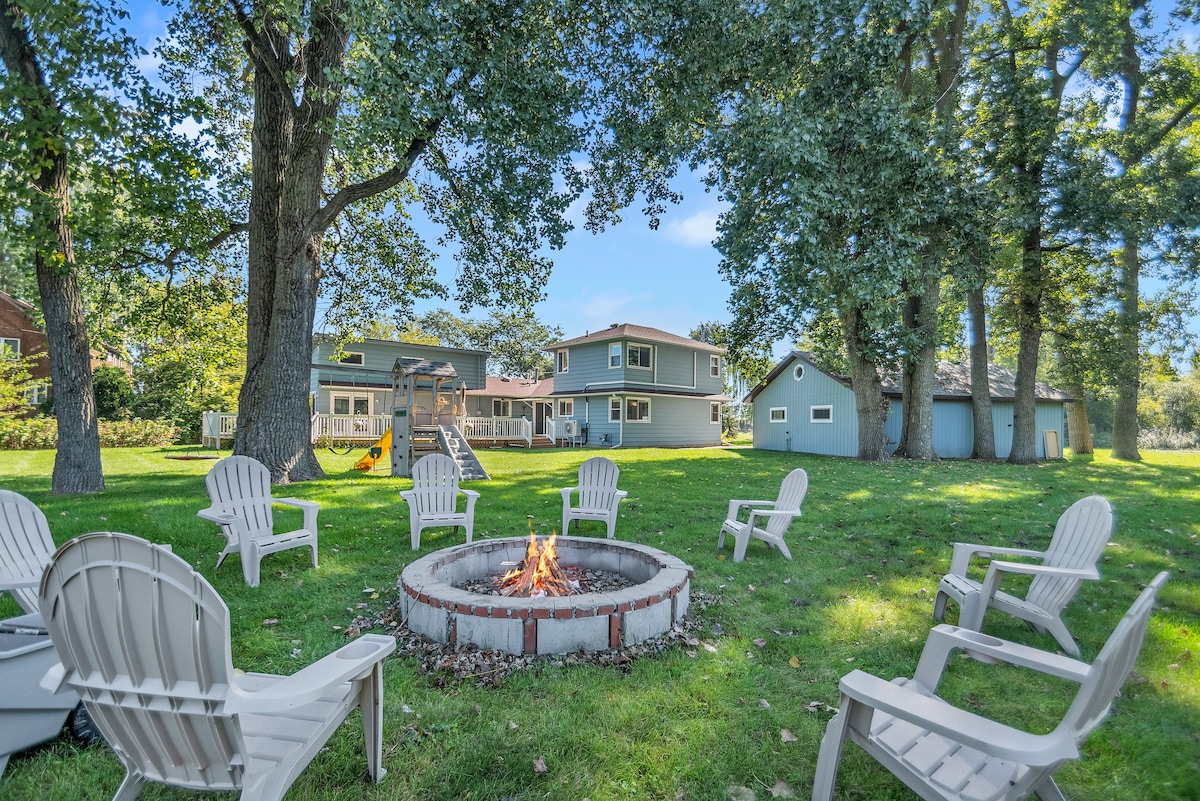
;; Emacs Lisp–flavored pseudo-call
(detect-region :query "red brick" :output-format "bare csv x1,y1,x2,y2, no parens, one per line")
524,619,537,654
553,608,573,620
609,614,621,648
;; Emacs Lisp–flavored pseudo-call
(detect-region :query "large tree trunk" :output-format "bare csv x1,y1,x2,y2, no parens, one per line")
1063,387,1093,454
234,1,347,483
967,287,996,459
1110,237,1142,460
0,2,103,494
1009,225,1043,464
841,306,890,461
895,275,939,460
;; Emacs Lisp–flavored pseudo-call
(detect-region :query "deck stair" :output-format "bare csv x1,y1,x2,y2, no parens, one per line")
438,424,490,481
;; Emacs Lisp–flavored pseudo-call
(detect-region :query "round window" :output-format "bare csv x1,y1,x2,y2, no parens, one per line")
793,363,805,381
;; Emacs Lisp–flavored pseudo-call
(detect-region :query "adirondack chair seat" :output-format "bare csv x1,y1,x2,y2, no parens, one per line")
561,456,627,539
813,572,1170,801
717,468,808,562
199,455,319,588
38,532,396,801
400,453,480,550
933,495,1112,657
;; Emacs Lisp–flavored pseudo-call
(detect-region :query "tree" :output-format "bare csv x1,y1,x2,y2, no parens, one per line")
0,346,37,419
160,0,673,482
417,309,562,378
92,365,133,421
690,321,771,435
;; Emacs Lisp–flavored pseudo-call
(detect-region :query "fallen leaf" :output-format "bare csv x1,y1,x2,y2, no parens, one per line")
753,638,767,649
769,780,796,798
401,704,414,714
509,720,519,730
261,619,278,627
780,729,797,743
703,642,719,654
726,786,756,801
759,699,771,709
533,756,547,774
788,656,801,669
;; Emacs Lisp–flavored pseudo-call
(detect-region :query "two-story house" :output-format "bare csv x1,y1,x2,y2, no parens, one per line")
0,290,50,409
545,324,728,448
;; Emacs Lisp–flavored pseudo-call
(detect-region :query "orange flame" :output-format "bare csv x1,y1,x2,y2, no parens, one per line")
496,531,577,597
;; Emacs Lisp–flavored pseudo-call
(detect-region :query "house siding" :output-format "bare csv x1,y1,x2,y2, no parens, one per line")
751,366,859,456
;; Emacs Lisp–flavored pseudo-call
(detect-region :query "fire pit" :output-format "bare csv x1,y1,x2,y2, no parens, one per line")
398,536,693,656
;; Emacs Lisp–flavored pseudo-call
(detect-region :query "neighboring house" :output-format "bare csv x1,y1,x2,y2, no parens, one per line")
0,291,50,409
310,336,489,420
746,351,1071,459
465,375,556,437
545,323,729,447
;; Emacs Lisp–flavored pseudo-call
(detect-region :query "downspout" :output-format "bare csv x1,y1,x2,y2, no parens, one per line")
615,394,624,448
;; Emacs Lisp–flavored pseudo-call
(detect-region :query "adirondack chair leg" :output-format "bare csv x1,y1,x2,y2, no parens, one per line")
309,544,318,569
243,543,261,588
732,529,750,563
1030,775,1069,801
361,660,387,783
605,518,616,539
957,587,986,632
1041,617,1081,657
112,770,147,801
811,698,855,801
775,538,793,560
932,590,949,621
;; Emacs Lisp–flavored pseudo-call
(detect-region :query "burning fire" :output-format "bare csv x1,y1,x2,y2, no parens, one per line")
494,530,580,598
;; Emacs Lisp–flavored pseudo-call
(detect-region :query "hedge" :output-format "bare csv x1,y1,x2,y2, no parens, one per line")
0,417,180,450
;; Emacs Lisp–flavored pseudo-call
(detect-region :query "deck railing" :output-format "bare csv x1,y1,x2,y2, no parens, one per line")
462,416,532,447
201,411,238,449
310,413,391,443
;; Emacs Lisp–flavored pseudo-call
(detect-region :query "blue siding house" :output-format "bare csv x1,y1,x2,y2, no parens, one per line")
746,351,1072,459
545,324,729,447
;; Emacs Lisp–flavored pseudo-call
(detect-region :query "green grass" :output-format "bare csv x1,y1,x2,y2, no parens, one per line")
1,445,1197,800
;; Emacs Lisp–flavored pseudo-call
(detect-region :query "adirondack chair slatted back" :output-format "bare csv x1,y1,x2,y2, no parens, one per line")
1029,495,1112,616
411,454,464,516
766,468,808,537
577,457,621,510
1061,571,1168,739
39,532,244,791
0,489,55,614
205,456,275,536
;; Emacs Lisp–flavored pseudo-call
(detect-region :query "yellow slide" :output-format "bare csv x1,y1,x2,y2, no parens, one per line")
353,428,391,471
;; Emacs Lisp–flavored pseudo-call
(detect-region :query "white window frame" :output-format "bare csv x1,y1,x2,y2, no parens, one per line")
709,355,720,377
610,397,621,422
0,337,19,357
332,392,372,416
493,399,512,417
793,363,805,381
627,343,652,370
710,402,721,424
556,348,569,373
25,381,48,405
609,343,622,369
626,397,651,422
810,405,833,423
338,351,364,366
558,398,574,417
769,407,787,423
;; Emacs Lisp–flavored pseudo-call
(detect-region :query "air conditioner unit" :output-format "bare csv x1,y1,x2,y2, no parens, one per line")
562,420,581,437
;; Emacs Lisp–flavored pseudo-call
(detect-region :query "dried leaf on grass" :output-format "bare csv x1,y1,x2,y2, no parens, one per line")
780,729,798,743
769,780,796,798
533,756,547,774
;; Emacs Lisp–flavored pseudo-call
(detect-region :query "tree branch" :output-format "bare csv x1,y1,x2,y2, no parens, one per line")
229,0,296,113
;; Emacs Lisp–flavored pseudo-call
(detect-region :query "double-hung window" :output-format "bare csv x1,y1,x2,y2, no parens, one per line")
626,397,650,422
709,355,720,377
557,349,569,373
0,337,19,357
493,399,511,417
710,402,721,424
558,399,573,417
609,397,621,422
609,344,621,368
627,344,652,369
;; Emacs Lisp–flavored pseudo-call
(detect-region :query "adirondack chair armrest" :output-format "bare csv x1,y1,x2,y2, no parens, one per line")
837,669,1079,765
461,489,480,500
912,624,1091,691
746,508,799,529
614,489,628,500
226,634,397,715
398,490,416,505
0,574,40,591
275,498,320,531
197,508,239,529
725,499,774,521
980,561,1100,602
948,542,1045,575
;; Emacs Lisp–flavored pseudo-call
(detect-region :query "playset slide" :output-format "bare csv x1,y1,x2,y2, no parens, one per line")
353,429,391,471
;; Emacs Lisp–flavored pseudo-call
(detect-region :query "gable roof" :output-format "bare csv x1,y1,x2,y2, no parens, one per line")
0,290,35,314
466,375,555,398
545,323,724,354
746,351,1073,403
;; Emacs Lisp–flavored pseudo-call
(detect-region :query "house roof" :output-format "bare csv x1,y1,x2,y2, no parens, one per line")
745,351,1073,403
314,333,490,356
466,376,556,398
393,357,460,379
545,323,724,354
0,290,35,314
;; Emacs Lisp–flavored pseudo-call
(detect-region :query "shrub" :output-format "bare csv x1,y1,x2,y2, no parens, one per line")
93,365,134,420
1137,427,1200,451
0,416,180,449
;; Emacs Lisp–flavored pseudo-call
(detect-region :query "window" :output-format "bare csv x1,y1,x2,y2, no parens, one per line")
609,343,622,368
710,355,720,377
493,399,511,417
0,337,18,357
338,351,364,365
25,382,47,405
626,397,650,422
556,349,569,373
793,363,805,381
769,407,787,423
610,397,621,422
628,343,652,369
558,399,574,417
710,402,721,424
333,394,369,416
811,405,833,423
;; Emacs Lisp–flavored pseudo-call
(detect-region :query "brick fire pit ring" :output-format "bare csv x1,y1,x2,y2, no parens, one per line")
398,536,693,656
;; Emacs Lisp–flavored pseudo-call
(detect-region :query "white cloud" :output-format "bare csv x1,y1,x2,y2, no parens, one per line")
662,210,720,247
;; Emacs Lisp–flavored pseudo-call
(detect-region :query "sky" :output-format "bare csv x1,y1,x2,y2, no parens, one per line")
124,2,1198,363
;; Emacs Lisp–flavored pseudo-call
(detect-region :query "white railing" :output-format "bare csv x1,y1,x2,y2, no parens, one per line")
546,417,559,442
202,411,237,449
462,416,532,447
310,413,391,443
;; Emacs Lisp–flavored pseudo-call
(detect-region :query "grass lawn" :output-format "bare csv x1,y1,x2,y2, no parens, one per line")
1,445,1197,800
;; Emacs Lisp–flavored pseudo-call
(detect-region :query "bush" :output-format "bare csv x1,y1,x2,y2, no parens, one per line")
93,365,134,420
0,416,180,449
1137,427,1200,451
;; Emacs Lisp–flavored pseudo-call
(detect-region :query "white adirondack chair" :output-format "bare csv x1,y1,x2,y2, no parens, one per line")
560,456,628,539
717,468,808,562
399,453,480,550
812,571,1169,801
198,455,319,588
933,495,1112,657
0,489,54,616
38,532,396,801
